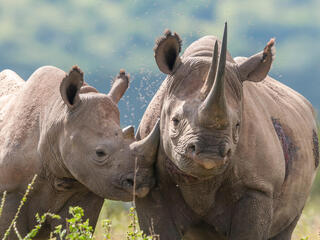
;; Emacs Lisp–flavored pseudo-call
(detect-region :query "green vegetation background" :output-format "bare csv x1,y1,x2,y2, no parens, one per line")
0,0,319,239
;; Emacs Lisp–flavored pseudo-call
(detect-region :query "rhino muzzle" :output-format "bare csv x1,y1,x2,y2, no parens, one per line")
185,140,231,170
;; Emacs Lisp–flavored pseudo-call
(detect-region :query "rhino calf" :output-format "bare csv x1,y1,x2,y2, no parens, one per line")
136,23,319,240
0,66,159,239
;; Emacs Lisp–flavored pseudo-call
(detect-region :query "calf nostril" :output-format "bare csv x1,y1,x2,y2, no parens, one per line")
187,143,196,153
125,178,134,187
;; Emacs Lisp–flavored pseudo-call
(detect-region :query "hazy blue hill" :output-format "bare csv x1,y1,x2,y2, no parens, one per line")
0,0,319,127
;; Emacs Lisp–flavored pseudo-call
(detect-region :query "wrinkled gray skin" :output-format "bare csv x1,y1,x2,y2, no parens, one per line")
0,66,159,239
136,24,318,240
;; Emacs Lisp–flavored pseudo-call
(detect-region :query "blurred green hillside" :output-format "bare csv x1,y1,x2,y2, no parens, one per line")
0,0,319,127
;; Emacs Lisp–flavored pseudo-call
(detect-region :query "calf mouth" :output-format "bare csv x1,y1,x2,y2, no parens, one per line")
54,177,82,191
119,173,155,198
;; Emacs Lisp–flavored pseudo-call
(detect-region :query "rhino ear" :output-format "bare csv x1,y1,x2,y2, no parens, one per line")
60,66,84,108
237,38,275,82
108,69,129,104
154,29,182,74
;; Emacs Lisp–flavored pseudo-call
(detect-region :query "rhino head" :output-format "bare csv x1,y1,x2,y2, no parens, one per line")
39,67,159,201
154,23,275,180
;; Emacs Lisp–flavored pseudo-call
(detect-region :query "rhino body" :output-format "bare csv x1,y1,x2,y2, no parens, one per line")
0,66,159,239
136,24,318,240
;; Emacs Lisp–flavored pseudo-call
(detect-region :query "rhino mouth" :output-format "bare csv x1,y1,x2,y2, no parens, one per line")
165,157,200,184
169,149,229,181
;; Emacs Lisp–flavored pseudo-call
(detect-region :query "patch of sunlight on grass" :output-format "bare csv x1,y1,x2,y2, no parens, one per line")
94,200,131,240
292,196,320,240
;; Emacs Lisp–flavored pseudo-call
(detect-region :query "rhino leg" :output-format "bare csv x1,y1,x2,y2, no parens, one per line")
229,190,273,240
136,188,181,240
269,214,300,240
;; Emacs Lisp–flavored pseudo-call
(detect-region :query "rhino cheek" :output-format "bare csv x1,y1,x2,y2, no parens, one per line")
60,151,112,198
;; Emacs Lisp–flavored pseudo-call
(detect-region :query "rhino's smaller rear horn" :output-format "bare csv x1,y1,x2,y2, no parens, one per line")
201,40,219,97
130,120,160,166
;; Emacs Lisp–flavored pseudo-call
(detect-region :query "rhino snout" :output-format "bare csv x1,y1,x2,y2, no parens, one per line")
185,141,231,170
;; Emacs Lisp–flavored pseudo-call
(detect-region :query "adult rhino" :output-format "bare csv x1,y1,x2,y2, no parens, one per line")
136,23,319,240
0,66,159,239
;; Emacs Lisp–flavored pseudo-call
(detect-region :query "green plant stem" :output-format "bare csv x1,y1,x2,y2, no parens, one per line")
1,174,37,240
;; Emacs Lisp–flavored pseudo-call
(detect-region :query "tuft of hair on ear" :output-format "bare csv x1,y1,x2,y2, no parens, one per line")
111,69,130,86
164,29,172,37
70,65,84,77
153,29,182,54
262,38,276,63
118,68,130,80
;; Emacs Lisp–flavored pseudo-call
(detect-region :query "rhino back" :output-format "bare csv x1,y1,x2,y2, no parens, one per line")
0,69,25,98
0,66,66,191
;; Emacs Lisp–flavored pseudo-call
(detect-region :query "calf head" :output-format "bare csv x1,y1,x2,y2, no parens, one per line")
40,67,159,201
155,23,275,180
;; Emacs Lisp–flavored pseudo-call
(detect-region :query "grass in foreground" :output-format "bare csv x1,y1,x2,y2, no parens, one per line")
1,171,320,239
293,196,320,240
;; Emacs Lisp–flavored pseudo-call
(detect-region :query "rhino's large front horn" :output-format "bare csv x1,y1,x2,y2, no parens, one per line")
130,120,160,165
198,22,229,129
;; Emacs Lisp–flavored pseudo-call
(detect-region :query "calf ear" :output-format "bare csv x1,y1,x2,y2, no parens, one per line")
238,38,275,82
108,69,129,104
60,66,84,108
154,29,182,74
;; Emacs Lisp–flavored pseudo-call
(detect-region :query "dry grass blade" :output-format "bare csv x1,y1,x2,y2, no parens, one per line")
0,191,7,218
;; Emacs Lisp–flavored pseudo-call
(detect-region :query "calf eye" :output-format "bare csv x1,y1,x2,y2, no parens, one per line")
172,117,180,127
96,149,106,157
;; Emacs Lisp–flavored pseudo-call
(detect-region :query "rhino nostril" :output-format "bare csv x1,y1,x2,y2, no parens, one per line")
220,143,231,158
227,149,232,157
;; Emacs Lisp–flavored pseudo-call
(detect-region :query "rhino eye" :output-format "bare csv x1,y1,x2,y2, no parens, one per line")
233,122,240,143
96,149,107,157
172,117,180,127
